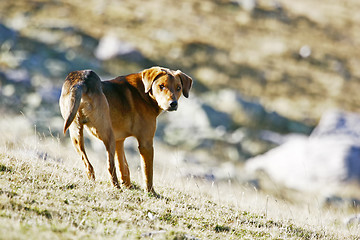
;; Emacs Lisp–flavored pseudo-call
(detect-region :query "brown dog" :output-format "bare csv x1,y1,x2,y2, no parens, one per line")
59,66,192,194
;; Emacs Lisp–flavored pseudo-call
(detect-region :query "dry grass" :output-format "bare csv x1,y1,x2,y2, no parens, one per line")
0,115,359,239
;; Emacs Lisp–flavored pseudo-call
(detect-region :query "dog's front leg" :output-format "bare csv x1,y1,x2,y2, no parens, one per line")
138,140,156,194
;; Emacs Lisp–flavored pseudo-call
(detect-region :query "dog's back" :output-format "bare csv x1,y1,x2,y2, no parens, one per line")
59,70,102,134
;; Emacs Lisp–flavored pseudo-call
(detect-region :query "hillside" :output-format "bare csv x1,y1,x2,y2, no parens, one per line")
1,0,360,239
0,116,359,239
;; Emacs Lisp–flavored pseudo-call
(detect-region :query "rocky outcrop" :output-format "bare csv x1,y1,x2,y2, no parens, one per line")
245,110,360,191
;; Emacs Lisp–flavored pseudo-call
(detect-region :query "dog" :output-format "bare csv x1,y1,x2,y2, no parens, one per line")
59,66,192,194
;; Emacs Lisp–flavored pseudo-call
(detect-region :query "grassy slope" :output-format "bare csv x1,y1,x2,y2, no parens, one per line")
0,151,350,240
0,115,358,240
1,0,360,239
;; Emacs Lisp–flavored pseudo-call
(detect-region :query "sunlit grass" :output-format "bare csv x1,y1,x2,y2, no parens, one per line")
0,116,358,239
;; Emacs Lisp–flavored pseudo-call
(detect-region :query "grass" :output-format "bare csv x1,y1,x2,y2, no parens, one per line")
0,153,330,239
0,116,359,240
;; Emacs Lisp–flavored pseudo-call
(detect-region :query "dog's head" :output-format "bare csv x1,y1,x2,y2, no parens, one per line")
141,66,193,111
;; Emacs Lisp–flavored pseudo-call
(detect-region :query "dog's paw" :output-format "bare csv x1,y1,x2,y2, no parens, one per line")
123,182,141,191
147,189,162,199
111,180,121,189
123,182,135,190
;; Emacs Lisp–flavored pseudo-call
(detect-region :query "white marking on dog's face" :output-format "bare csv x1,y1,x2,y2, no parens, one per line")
151,72,182,111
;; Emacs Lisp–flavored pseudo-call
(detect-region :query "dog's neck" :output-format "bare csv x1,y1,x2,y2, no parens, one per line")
129,73,163,116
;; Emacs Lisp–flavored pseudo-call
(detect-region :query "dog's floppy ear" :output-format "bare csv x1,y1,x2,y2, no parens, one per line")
141,67,164,93
174,70,193,98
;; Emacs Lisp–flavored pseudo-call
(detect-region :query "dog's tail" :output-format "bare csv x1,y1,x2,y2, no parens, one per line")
62,82,83,134
60,70,101,134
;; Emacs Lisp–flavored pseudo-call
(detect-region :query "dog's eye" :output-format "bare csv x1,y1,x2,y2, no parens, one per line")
159,84,165,90
176,86,181,91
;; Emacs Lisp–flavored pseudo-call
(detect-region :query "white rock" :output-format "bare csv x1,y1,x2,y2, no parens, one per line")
94,34,141,61
245,110,360,191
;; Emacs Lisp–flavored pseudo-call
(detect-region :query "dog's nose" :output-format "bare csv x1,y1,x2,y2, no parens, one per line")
170,101,178,109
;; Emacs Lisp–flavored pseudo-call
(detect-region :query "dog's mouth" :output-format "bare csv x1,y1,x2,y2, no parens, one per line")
167,106,178,112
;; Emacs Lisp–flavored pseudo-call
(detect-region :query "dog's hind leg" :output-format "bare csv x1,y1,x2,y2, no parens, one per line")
102,131,120,189
69,123,95,181
115,140,131,188
88,104,120,189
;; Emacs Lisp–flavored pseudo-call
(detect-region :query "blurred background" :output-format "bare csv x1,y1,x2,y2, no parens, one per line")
1,0,360,210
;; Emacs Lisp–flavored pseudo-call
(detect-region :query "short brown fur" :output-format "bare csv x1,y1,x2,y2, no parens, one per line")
59,67,192,194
